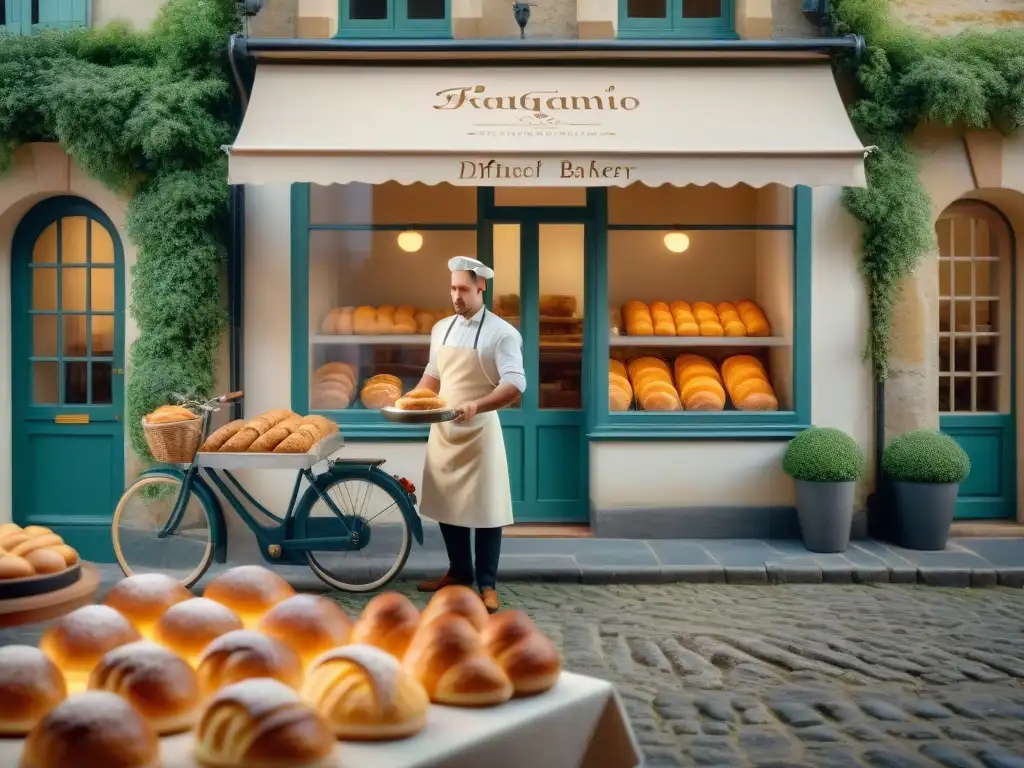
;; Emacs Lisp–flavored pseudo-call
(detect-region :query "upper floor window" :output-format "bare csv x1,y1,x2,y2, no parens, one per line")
618,0,735,38
3,0,89,35
336,0,450,38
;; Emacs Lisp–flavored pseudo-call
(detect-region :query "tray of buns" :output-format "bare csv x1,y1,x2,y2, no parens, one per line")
194,411,345,470
381,388,456,424
0,524,83,601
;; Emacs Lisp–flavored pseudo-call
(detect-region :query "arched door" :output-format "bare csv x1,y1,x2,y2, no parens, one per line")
11,197,125,559
936,201,1016,519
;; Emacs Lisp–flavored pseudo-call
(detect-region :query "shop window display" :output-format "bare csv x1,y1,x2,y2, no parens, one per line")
603,184,799,422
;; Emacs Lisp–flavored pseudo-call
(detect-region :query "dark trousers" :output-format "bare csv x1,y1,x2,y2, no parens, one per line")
438,522,502,589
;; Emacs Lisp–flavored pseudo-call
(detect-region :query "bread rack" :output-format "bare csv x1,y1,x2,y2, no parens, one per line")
195,432,346,470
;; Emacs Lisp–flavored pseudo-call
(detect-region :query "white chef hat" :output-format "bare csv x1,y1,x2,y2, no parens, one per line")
448,256,494,280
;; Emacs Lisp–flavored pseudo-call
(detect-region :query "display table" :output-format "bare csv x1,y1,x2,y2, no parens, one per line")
0,563,100,629
0,672,640,768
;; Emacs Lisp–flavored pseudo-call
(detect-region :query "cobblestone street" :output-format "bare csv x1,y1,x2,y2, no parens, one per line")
3,580,1024,767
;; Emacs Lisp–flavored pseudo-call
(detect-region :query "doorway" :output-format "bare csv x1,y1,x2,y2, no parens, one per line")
936,200,1016,519
11,197,126,559
483,203,590,523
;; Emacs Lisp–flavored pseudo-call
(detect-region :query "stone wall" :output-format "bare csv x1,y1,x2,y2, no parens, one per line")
889,0,1024,34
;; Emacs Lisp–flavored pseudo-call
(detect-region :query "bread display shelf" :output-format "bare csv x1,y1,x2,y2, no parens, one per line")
0,562,80,601
196,432,345,470
610,335,788,347
313,334,431,346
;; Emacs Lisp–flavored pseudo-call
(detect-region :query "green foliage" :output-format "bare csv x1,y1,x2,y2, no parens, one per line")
782,427,866,483
881,429,971,484
0,0,240,460
831,0,1024,380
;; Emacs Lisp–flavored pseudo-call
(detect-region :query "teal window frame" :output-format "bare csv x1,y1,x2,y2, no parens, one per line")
617,0,736,39
3,0,89,34
586,185,812,440
335,0,451,38
291,183,811,441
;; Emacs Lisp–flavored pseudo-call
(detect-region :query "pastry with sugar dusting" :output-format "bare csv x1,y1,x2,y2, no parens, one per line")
203,565,295,629
38,605,141,694
0,645,66,736
103,573,192,640
196,629,304,697
152,597,243,667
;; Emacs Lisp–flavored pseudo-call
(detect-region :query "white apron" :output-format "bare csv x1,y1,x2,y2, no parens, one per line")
419,310,515,529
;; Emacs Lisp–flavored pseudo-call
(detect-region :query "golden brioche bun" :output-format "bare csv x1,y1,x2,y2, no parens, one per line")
394,395,447,411
0,554,34,580
257,594,353,670
350,592,420,660
10,533,63,557
145,405,196,424
194,678,335,768
103,573,193,640
203,565,295,629
402,613,513,707
302,644,429,741
49,544,79,567
481,611,562,696
196,629,304,697
420,584,489,632
20,691,159,768
152,597,244,667
39,605,141,694
88,641,200,735
24,548,66,575
0,645,66,736
21,525,53,538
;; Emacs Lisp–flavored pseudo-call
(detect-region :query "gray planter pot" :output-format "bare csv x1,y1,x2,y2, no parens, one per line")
794,479,855,553
892,481,959,551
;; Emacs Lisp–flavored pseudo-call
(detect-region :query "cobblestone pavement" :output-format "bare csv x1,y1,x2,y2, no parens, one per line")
4,581,1024,767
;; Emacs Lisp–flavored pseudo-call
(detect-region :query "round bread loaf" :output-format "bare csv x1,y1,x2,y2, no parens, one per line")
39,605,141,694
302,644,429,740
0,645,66,736
202,565,295,628
257,594,353,669
196,629,304,697
20,691,159,768
402,613,513,707
194,678,335,768
394,395,447,411
350,592,420,660
0,554,34,580
10,533,63,558
104,573,193,640
420,585,489,632
152,597,243,667
49,544,80,567
481,610,562,696
25,548,66,575
88,641,200,735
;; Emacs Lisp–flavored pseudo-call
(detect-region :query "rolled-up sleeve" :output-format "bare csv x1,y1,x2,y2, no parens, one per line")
494,331,527,393
423,324,441,380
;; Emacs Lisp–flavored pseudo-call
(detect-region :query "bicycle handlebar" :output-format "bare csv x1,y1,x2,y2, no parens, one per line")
219,391,245,403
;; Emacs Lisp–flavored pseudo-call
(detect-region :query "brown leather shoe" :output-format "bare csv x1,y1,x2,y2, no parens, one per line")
480,587,500,613
416,572,469,593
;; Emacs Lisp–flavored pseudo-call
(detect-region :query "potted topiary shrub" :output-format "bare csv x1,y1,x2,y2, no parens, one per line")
782,427,865,553
881,429,971,551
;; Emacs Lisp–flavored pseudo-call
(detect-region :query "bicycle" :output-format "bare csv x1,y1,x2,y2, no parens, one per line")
111,391,424,592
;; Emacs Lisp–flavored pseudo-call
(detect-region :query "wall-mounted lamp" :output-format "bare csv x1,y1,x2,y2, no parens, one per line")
397,231,423,253
663,231,690,254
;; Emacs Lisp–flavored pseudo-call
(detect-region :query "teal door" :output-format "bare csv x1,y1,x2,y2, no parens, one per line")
11,197,126,560
486,217,588,523
936,202,1016,519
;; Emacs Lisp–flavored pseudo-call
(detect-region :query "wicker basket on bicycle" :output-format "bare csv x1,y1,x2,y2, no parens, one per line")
142,405,204,464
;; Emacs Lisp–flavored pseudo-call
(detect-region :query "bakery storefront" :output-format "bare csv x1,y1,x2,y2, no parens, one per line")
229,52,872,538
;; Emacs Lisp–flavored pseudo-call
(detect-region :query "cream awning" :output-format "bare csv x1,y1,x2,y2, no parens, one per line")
228,63,867,188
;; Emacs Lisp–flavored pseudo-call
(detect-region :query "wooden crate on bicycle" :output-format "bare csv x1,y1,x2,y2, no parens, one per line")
142,406,203,464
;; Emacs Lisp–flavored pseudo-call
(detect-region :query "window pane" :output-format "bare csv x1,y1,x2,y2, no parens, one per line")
311,183,476,226
350,0,387,19
938,299,951,333
91,267,115,311
62,267,87,311
91,220,115,263
92,315,116,356
33,223,57,263
626,0,666,17
938,375,951,412
309,228,477,410
33,362,59,404
975,336,997,374
682,0,721,17
33,315,58,357
539,225,583,410
33,268,57,311
952,376,971,412
976,376,997,412
92,362,113,405
61,217,88,263
609,184,792,226
492,224,521,410
65,362,88,404
493,188,587,207
63,315,88,357
407,0,445,19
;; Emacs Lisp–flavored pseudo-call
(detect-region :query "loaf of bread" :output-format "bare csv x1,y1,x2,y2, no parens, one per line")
415,310,436,334
273,423,321,453
649,301,676,336
539,294,577,317
350,592,420,660
627,356,681,411
143,405,196,424
361,373,402,410
301,414,338,438
0,645,66,736
203,565,295,629
320,306,355,335
39,605,142,693
609,358,633,412
312,361,357,410
248,415,302,452
481,610,561,697
691,302,724,336
716,302,748,337
395,394,447,411
196,629,304,697
200,419,246,452
402,614,513,707
87,641,200,735
736,299,771,336
353,305,378,334
194,679,335,768
0,554,34,579
622,300,654,336
152,598,244,667
21,691,159,768
102,573,192,640
257,594,354,669
420,584,490,632
674,354,726,411
394,305,418,334
668,301,699,336
722,354,779,410
302,644,430,741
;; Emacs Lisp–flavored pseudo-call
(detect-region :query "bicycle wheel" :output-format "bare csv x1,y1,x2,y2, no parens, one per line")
112,473,215,588
301,473,412,593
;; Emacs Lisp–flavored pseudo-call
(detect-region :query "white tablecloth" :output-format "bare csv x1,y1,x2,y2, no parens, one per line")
0,672,641,768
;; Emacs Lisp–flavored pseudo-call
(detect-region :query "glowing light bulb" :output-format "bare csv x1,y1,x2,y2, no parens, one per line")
397,231,423,253
663,232,690,254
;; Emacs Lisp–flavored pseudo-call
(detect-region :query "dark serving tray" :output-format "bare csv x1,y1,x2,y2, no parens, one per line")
0,562,81,601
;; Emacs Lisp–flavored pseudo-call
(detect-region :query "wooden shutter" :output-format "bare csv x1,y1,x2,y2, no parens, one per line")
3,0,26,35
35,0,88,30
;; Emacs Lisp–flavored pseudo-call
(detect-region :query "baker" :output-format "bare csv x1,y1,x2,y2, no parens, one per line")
413,256,525,613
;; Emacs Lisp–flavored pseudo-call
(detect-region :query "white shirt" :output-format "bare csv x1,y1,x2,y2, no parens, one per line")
424,307,527,393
